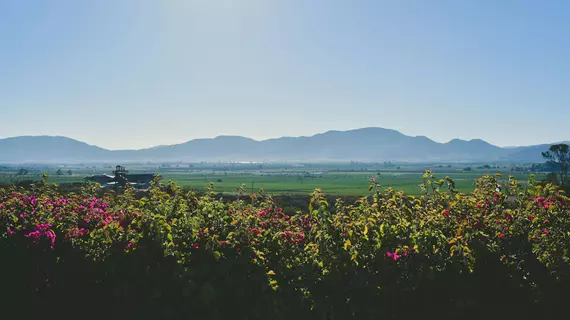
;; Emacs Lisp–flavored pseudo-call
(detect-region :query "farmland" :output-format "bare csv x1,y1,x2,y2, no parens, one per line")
0,162,546,195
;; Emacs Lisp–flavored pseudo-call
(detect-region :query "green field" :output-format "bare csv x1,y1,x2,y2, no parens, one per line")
159,171,540,196
0,165,545,196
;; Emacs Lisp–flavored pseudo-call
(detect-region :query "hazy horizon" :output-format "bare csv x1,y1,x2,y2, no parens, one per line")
1,1,569,149
1,126,567,152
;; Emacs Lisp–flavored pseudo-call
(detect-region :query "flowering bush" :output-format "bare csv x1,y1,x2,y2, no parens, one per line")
1,173,569,319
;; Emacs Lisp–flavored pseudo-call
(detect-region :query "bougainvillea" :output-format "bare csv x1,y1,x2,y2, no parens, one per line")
1,173,569,319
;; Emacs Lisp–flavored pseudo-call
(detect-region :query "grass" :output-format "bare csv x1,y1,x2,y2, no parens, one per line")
0,168,545,196
160,171,540,196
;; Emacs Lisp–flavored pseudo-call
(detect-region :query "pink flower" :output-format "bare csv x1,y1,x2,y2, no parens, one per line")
498,233,505,239
192,243,200,249
544,202,552,209
7,228,15,236
542,228,549,235
25,230,41,240
248,228,262,236
45,230,56,248
386,251,401,261
23,223,56,248
126,241,135,250
443,209,450,217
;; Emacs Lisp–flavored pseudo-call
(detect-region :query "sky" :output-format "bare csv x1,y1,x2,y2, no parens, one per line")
0,0,568,150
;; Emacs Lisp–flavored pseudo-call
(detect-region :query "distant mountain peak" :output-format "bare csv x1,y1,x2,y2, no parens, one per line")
0,128,563,163
214,135,257,141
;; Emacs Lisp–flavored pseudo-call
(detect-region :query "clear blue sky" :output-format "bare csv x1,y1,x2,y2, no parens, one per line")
0,0,568,150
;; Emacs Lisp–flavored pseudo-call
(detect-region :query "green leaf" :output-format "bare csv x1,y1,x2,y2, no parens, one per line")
213,251,221,261
344,239,351,251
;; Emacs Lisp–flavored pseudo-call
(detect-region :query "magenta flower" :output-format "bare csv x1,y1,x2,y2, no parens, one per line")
24,223,56,248
45,230,56,248
25,230,41,240
386,251,401,261
126,241,136,250
544,202,552,209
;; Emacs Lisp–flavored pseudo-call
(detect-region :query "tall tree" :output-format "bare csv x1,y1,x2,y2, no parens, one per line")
542,144,570,187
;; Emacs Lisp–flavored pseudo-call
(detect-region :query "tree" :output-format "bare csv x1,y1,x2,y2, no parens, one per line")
67,169,73,176
542,144,570,187
56,169,63,175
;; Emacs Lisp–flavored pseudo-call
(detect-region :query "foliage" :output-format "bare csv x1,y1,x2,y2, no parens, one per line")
1,172,570,319
542,143,570,187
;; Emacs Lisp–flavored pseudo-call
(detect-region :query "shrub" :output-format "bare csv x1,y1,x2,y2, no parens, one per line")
1,172,570,319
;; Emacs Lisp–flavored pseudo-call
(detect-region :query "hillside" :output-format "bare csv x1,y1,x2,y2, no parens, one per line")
0,136,109,163
0,128,565,163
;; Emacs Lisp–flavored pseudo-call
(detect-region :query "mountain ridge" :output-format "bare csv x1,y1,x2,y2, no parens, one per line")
0,128,567,163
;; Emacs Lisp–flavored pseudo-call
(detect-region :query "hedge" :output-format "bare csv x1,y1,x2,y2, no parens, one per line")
1,172,569,319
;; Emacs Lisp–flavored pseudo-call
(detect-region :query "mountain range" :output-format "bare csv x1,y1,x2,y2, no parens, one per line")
0,128,566,163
